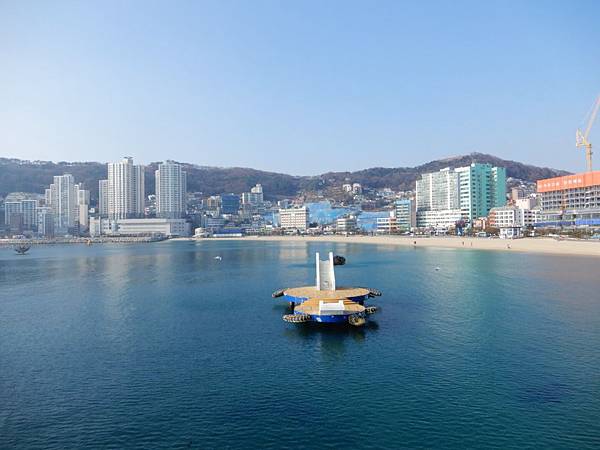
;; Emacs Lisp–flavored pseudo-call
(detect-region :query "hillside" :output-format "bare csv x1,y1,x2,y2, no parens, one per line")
0,153,569,201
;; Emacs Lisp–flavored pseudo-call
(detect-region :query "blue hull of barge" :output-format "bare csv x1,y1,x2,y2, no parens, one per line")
307,314,352,324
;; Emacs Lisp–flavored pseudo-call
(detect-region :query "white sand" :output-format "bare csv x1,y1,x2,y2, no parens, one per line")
178,235,600,257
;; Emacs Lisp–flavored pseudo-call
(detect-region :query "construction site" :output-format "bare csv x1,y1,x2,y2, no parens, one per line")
536,94,600,229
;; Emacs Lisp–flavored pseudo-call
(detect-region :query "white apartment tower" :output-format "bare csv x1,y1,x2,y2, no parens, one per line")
48,174,79,233
155,161,187,219
107,157,145,219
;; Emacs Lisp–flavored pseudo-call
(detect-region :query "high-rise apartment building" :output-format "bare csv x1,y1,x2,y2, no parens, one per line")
415,163,506,228
98,180,109,217
155,161,187,219
48,174,79,234
107,157,145,219
455,163,507,222
416,168,459,211
21,199,38,230
4,202,22,227
36,206,54,237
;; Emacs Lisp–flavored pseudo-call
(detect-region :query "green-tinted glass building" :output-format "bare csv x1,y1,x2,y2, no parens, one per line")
455,163,507,223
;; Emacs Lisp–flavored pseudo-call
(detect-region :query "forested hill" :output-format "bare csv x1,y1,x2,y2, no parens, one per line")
0,153,569,200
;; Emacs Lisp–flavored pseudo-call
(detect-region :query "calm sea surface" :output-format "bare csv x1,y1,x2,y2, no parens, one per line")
1,241,599,449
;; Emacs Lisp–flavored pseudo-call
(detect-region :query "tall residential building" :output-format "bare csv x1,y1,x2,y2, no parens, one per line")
416,168,459,211
44,188,52,206
415,164,506,228
107,157,145,219
455,163,507,222
98,180,109,217
415,168,461,228
75,184,90,232
21,199,38,230
155,161,187,219
48,174,79,234
36,206,54,237
4,201,22,226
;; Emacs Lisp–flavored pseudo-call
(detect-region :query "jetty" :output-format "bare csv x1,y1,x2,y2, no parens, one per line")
273,252,382,326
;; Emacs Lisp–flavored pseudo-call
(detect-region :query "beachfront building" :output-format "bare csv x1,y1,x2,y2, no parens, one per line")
279,206,309,232
156,161,187,219
416,164,506,228
395,199,416,231
376,211,398,234
489,205,540,238
415,168,461,229
455,163,507,223
336,215,357,233
536,171,600,228
89,217,191,237
107,157,145,220
48,174,80,234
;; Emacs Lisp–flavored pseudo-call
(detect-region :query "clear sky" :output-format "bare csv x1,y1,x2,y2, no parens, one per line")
1,1,599,174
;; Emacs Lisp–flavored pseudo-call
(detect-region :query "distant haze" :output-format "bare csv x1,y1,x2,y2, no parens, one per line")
1,1,599,174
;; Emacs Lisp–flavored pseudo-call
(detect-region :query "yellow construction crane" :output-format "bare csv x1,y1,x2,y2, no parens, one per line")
576,94,600,172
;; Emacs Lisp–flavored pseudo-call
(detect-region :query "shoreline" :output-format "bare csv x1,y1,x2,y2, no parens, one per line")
177,235,600,257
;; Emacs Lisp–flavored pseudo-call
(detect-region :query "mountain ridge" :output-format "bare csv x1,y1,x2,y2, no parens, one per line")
0,153,570,201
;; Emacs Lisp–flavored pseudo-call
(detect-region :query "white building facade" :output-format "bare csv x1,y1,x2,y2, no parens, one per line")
155,161,187,219
107,157,145,219
89,218,191,237
48,174,79,234
279,207,309,232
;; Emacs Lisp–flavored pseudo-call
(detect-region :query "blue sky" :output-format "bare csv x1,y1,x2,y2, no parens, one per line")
1,1,599,174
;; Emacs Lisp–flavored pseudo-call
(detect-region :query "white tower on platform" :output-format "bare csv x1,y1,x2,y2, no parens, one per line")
315,252,336,291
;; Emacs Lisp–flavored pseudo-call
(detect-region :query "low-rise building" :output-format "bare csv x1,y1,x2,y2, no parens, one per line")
416,209,463,230
279,207,309,232
376,211,398,234
336,215,357,233
89,218,191,237
489,205,540,237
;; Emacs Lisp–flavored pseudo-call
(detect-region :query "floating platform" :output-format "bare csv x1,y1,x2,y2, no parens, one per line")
274,252,381,326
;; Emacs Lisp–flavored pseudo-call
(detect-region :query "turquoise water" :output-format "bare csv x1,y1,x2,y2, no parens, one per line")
1,241,599,449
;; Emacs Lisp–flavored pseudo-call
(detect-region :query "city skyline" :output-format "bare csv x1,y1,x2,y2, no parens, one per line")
1,1,599,174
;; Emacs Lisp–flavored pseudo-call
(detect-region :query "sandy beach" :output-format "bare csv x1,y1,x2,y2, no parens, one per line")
181,235,600,257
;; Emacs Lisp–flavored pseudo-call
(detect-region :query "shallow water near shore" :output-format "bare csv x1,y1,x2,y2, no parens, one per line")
1,241,599,449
